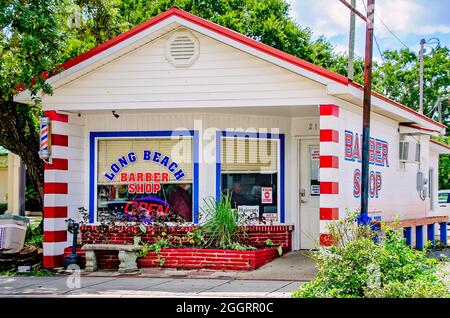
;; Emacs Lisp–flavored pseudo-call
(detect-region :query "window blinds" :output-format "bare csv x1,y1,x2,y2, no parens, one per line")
97,138,193,184
221,138,278,173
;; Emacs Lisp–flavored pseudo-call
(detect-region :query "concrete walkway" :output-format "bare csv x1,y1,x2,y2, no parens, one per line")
0,251,314,298
136,251,317,281
0,276,303,298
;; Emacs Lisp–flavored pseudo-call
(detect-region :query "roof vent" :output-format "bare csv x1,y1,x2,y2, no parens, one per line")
166,30,199,67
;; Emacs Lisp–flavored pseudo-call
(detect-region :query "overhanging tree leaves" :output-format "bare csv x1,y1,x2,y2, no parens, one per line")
0,0,65,208
373,47,450,126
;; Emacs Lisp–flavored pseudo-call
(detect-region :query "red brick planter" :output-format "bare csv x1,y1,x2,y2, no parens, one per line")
79,225,293,252
137,247,279,271
75,225,293,271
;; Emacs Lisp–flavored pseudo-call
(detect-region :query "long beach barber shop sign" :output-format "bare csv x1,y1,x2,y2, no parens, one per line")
102,150,187,219
103,150,186,193
344,130,389,199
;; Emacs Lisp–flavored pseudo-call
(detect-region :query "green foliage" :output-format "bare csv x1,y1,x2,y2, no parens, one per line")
150,237,171,254
433,136,450,189
264,239,274,246
186,228,204,247
201,194,243,249
0,203,6,214
373,47,450,127
225,242,256,251
135,236,171,258
25,185,41,212
276,245,283,256
24,223,43,249
158,257,166,266
0,0,66,210
0,268,55,277
292,213,450,298
136,242,151,258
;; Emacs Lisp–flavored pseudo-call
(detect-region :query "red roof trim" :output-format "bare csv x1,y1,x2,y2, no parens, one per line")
430,139,450,151
17,8,445,131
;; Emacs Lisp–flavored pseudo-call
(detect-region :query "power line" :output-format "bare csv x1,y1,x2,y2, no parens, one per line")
373,33,385,63
377,17,410,50
360,0,410,50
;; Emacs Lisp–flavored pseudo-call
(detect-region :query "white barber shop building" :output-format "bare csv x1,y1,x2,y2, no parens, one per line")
15,8,450,268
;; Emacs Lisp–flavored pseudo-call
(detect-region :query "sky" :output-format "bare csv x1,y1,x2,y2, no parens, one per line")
288,0,450,63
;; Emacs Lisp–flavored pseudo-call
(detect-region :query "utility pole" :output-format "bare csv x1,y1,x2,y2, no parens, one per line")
347,0,356,80
419,39,426,114
438,98,442,123
360,0,375,223
339,0,375,223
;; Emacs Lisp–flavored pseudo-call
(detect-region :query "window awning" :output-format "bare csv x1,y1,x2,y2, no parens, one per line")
399,123,442,137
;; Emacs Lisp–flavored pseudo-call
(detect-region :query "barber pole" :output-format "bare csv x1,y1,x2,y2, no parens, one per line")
39,116,51,161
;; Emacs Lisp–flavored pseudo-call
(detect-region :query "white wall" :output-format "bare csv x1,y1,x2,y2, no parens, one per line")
429,151,440,213
72,111,293,227
42,29,327,110
336,101,436,221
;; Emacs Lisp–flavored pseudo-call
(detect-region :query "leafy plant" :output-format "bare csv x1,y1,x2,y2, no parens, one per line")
25,185,41,212
264,239,274,247
276,246,283,256
136,242,152,258
24,223,43,248
292,213,450,298
158,257,166,266
0,203,7,215
150,237,170,254
225,242,256,251
200,194,244,249
186,228,204,247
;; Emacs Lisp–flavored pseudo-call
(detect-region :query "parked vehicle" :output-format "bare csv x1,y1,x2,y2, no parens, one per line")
438,190,450,220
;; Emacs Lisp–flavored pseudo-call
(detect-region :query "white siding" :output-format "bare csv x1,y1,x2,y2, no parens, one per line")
42,30,327,110
336,101,434,221
429,151,440,214
70,112,292,226
67,116,86,220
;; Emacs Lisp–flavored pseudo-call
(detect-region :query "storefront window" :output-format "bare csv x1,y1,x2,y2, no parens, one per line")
220,137,279,223
96,138,193,223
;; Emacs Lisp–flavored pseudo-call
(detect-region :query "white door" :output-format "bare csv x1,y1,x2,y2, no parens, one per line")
299,139,320,249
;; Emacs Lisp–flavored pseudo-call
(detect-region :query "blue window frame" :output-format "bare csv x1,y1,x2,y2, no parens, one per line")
89,130,199,224
215,131,285,223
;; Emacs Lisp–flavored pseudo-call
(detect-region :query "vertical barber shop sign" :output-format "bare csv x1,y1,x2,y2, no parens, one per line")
345,130,389,200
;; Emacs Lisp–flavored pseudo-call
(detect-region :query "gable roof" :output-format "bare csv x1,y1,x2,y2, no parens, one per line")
15,7,446,132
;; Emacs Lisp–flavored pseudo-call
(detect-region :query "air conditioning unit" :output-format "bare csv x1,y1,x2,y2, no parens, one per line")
399,141,420,163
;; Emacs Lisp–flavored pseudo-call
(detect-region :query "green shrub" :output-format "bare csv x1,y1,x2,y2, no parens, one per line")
0,203,6,214
292,213,450,298
200,194,243,249
24,223,43,248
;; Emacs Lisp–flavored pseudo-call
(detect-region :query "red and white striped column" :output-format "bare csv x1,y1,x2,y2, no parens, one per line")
319,104,340,246
43,111,69,268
